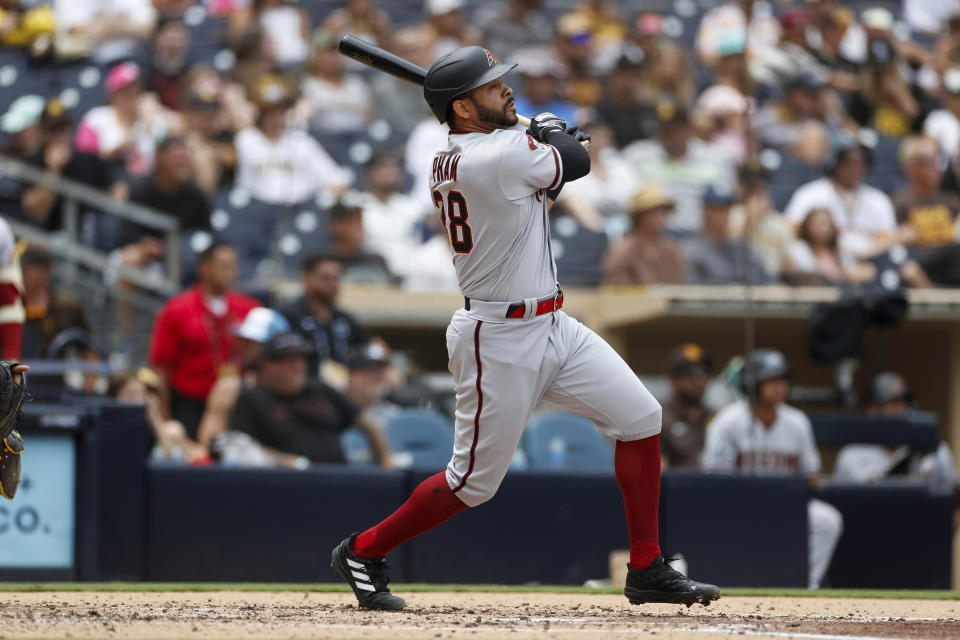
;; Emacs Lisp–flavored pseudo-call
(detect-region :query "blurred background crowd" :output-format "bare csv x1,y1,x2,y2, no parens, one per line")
0,0,956,499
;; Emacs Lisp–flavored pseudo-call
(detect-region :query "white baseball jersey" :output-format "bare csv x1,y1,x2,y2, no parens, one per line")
427,127,662,507
429,129,562,302
702,400,820,475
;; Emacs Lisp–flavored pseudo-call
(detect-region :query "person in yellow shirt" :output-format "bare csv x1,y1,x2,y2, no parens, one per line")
0,1,54,48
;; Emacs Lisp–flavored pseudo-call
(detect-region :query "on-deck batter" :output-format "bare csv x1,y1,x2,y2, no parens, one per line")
332,45,720,611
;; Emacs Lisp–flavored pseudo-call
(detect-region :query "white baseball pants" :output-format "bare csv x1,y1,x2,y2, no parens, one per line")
808,498,844,589
443,308,662,507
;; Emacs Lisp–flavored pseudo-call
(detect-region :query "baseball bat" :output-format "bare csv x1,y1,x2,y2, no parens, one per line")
338,34,534,128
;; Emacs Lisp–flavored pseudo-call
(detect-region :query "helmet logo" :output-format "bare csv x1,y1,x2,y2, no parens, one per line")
483,48,498,66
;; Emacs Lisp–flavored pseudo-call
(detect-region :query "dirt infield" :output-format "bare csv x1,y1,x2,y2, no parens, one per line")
2,591,958,640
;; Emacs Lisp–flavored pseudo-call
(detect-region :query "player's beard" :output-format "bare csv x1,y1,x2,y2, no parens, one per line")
475,97,518,128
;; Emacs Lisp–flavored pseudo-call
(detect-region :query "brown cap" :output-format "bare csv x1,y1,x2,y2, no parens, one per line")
40,97,70,129
631,184,674,217
250,73,299,111
667,343,712,377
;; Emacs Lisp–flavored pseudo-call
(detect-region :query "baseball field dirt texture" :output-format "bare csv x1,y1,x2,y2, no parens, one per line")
0,586,958,640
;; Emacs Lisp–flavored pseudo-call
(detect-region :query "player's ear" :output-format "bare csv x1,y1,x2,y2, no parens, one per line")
452,97,472,123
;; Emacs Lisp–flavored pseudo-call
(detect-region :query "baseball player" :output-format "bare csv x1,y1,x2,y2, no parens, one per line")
0,361,29,500
702,349,843,589
331,46,720,610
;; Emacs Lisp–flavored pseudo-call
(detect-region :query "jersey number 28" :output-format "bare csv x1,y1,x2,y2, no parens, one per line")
432,189,473,254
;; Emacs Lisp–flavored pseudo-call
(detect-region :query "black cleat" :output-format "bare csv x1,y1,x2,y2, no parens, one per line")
331,533,406,611
624,555,721,607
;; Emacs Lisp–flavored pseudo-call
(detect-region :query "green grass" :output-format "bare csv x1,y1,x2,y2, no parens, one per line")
0,583,956,599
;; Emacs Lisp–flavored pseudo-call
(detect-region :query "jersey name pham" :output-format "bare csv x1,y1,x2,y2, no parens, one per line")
433,153,461,184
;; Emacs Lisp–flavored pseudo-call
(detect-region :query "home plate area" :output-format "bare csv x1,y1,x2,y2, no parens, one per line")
2,591,959,640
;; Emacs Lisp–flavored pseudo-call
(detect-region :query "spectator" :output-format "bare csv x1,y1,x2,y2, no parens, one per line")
601,184,685,285
847,39,920,139
510,48,580,128
300,29,373,134
0,0,54,48
710,37,755,98
144,16,191,111
475,0,552,62
321,0,391,52
404,115,449,213
903,0,960,35
751,7,828,90
19,244,94,364
345,341,398,415
924,68,960,164
149,242,259,439
281,254,371,376
327,197,392,286
834,373,958,491
360,151,425,280
229,332,393,467
0,217,22,360
593,50,656,147
622,103,735,236
556,122,637,233
693,84,750,166
54,0,157,65
234,72,349,205
568,0,626,72
627,12,663,62
893,135,960,250
554,12,603,108
661,344,712,469
196,306,290,448
695,0,780,67
123,136,211,245
703,349,843,589
784,138,897,261
637,39,697,111
181,71,237,197
684,185,771,285
0,95,47,215
423,0,480,61
370,26,434,135
109,367,209,464
74,62,182,179
752,73,831,165
784,207,854,286
810,6,859,76
228,0,310,70
728,163,793,279
401,218,458,292
22,98,119,233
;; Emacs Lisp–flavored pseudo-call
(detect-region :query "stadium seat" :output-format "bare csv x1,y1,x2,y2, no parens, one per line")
523,411,614,473
550,214,607,286
385,408,454,469
340,427,375,466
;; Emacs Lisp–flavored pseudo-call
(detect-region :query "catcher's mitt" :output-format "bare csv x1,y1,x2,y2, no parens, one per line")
0,361,27,501
0,360,26,441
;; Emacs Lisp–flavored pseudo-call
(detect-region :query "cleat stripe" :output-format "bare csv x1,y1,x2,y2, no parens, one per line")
346,558,364,569
351,571,370,581
355,582,375,592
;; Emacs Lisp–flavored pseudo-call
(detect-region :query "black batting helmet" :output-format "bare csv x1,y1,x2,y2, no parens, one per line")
423,46,516,124
740,349,791,396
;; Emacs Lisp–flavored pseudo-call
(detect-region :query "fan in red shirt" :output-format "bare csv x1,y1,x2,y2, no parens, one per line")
149,243,259,439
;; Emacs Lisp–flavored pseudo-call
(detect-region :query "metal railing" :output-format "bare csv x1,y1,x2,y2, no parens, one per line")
0,153,181,293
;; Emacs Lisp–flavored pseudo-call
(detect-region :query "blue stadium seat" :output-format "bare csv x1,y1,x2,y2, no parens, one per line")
340,427,376,466
523,411,614,473
865,134,905,194
550,214,607,286
765,149,823,211
385,409,454,469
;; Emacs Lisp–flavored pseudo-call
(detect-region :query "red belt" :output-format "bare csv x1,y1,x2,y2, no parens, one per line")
505,292,563,319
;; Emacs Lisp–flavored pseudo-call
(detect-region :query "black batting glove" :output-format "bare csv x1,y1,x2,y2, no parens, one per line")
565,125,591,145
526,111,567,143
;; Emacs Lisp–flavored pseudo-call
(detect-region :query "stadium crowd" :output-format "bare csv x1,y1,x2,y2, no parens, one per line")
0,0,956,545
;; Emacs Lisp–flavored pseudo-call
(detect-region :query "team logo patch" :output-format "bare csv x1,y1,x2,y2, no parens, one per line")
483,48,498,66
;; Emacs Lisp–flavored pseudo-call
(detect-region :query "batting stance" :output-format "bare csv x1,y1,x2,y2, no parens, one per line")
332,46,720,610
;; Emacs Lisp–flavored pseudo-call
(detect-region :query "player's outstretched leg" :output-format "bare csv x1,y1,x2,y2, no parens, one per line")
331,532,406,611
624,555,721,607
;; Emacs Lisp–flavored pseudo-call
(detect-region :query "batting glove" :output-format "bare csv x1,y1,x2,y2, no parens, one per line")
527,112,567,143
565,125,591,145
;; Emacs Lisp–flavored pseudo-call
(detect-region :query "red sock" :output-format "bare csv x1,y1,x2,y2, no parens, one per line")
615,435,662,569
353,471,469,558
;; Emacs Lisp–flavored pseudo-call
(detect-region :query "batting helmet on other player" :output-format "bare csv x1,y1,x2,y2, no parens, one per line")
865,372,912,405
740,349,791,396
423,46,517,123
